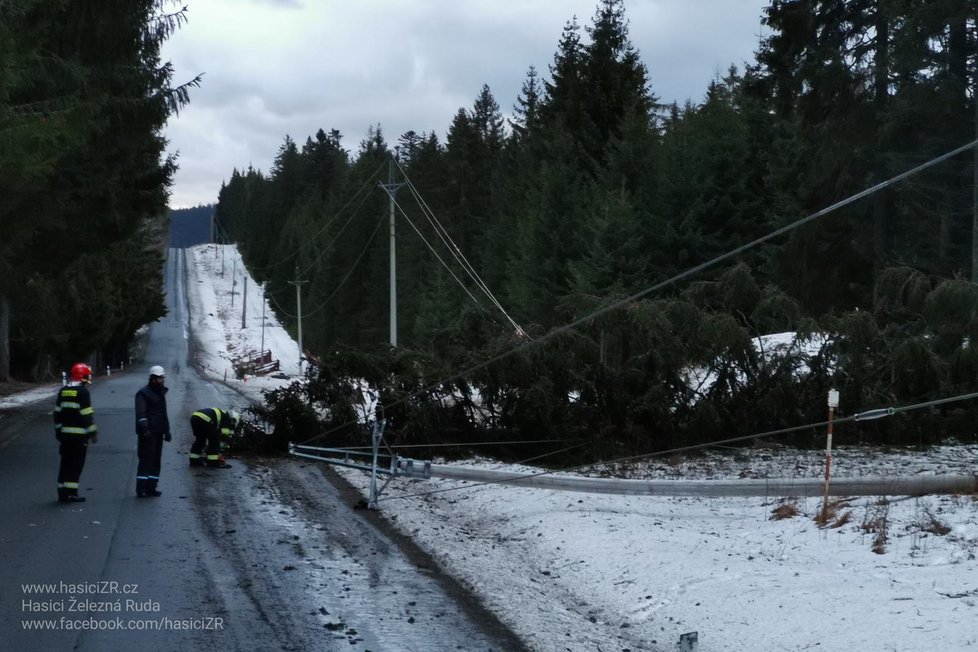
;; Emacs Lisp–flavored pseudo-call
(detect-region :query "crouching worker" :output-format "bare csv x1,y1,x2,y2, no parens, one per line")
189,408,239,469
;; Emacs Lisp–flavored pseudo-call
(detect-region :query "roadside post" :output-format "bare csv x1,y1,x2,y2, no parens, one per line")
819,389,840,524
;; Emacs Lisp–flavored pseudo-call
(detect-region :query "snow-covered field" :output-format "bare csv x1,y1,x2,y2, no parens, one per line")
7,243,975,651
186,244,978,652
334,448,978,652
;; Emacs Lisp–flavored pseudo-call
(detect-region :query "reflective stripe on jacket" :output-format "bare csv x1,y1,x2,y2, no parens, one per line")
192,408,234,437
54,385,97,438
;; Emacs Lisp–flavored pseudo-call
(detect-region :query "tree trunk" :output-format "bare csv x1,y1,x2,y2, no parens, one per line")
871,4,890,269
973,90,977,282
0,295,9,382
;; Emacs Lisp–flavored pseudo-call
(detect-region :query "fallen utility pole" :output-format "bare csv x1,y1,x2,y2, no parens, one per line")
392,460,977,498
289,444,978,502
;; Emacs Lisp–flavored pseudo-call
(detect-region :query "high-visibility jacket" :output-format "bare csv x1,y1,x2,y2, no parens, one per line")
54,383,97,440
191,408,235,438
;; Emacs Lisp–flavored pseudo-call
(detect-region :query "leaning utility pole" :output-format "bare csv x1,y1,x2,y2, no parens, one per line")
289,265,307,370
379,158,403,347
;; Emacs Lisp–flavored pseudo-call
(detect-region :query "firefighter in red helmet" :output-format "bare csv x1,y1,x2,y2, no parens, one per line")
53,363,98,503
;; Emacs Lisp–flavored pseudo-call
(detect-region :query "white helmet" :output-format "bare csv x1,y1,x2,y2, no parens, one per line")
229,410,241,429
149,365,166,378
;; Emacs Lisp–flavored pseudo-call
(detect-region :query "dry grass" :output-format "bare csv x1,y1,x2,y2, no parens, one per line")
770,499,799,521
830,510,853,528
815,497,852,528
862,499,890,554
918,508,951,536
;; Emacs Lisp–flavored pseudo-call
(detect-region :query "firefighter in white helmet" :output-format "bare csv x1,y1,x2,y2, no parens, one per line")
134,365,171,497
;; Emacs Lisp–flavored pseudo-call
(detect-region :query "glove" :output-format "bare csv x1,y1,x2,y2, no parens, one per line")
90,433,98,444
164,432,172,442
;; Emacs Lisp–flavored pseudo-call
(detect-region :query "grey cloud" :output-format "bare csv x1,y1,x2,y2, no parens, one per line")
164,0,768,207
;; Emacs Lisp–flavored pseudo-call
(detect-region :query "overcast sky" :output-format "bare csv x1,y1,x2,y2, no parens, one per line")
161,1,770,208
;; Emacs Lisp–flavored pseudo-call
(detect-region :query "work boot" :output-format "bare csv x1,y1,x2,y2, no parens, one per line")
206,461,232,469
58,495,86,503
189,459,204,468
137,490,162,497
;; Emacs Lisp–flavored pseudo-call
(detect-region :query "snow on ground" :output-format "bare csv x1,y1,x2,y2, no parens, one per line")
186,244,978,652
334,450,978,652
7,243,977,651
0,384,61,409
185,244,301,397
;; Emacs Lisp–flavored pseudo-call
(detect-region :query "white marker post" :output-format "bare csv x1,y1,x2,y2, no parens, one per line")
820,389,840,523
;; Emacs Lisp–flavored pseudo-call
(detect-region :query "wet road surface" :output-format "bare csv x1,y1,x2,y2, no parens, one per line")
0,248,526,651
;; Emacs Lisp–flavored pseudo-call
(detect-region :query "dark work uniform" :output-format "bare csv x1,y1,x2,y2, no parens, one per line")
54,383,98,501
189,408,234,468
134,383,170,496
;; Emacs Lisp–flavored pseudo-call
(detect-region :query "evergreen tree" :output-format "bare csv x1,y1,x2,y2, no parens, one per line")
509,66,543,142
0,0,196,378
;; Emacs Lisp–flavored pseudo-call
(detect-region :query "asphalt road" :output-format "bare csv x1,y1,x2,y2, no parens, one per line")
0,248,525,652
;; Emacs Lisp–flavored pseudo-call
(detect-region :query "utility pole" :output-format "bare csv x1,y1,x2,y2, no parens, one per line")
972,73,978,282
289,265,307,370
260,283,266,358
379,158,403,347
241,275,248,329
231,258,237,307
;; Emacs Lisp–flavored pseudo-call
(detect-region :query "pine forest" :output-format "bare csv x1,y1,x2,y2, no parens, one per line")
6,1,978,459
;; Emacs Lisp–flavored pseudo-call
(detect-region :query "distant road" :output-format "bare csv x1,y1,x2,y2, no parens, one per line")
0,248,525,652
168,206,212,248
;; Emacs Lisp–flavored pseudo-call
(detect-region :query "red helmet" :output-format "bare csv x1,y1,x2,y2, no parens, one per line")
70,363,93,382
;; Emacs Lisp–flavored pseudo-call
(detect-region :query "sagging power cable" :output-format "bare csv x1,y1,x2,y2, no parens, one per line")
299,138,978,448
378,183,487,310
374,389,978,503
245,158,387,276
393,158,528,339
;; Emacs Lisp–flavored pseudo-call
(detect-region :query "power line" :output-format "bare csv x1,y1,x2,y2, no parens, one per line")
243,158,388,276
305,212,387,317
393,158,528,338
371,388,978,503
381,188,487,310
299,138,978,447
255,179,386,321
